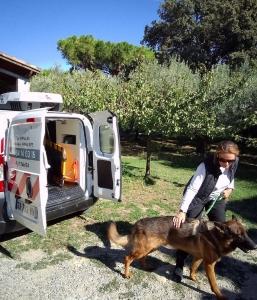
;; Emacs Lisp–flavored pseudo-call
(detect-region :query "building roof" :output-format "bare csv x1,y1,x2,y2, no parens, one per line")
0,52,40,77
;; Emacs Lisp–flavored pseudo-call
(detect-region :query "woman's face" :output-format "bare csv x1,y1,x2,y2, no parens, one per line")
217,152,236,169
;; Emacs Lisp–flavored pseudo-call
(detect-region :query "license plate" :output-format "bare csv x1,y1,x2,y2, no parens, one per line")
15,199,38,220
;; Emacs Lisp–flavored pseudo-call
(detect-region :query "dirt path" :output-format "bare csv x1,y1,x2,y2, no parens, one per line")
1,233,257,300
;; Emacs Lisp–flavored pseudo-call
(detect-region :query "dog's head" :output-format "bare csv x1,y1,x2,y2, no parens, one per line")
224,216,257,253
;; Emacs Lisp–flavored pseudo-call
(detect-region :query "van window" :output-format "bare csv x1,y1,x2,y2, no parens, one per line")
99,125,114,154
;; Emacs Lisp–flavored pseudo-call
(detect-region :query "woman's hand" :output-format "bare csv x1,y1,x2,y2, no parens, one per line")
173,211,186,228
223,188,233,200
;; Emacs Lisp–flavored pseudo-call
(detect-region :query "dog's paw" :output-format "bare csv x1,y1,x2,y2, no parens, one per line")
190,273,197,282
123,273,131,279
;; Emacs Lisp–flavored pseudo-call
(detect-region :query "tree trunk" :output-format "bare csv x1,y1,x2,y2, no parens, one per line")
195,137,209,155
145,136,151,177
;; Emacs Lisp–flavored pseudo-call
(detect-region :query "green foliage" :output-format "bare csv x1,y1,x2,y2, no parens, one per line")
57,35,155,75
122,59,200,136
213,64,257,147
142,0,257,70
31,59,257,149
31,68,123,114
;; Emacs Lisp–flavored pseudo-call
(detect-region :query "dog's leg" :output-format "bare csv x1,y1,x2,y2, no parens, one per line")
124,249,150,278
204,261,227,300
124,255,135,278
190,257,203,281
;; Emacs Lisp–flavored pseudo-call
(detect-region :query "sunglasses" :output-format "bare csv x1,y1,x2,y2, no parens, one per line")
218,157,235,164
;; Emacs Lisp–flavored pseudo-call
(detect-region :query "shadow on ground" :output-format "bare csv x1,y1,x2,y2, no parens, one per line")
0,245,13,258
67,243,213,298
227,196,257,226
84,220,133,248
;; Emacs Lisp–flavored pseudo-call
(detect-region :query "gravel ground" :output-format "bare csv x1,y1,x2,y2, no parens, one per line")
0,232,257,300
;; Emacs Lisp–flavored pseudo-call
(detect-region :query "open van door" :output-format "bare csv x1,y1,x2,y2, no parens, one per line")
6,109,48,236
90,111,121,201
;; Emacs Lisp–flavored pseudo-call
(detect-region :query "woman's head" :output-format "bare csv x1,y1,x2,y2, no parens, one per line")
216,140,239,169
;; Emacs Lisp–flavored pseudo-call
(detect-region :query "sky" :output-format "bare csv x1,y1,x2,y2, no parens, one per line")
1,0,161,70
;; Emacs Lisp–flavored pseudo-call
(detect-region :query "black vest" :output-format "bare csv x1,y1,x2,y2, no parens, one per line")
185,154,239,205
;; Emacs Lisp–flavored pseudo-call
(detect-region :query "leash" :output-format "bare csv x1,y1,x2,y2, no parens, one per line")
203,194,224,216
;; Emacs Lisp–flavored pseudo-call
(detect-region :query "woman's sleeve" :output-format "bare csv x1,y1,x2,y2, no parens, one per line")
227,178,234,189
180,163,206,213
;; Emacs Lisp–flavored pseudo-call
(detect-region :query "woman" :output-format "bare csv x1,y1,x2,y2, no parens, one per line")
172,140,240,282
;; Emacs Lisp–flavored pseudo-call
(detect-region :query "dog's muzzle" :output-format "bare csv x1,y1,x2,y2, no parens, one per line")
238,235,257,253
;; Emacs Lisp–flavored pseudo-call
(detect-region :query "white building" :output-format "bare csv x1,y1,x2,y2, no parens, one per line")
0,52,40,94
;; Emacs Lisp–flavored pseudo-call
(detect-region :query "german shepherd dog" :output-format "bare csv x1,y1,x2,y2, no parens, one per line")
108,216,256,300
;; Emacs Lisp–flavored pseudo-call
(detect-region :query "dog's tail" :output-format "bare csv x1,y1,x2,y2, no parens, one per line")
108,222,129,248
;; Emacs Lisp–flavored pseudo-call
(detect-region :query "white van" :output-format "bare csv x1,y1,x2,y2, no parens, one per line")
0,92,121,236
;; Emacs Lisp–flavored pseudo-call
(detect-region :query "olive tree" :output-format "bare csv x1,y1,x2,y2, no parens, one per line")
123,59,200,177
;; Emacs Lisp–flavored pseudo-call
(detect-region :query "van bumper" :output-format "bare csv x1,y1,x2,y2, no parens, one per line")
0,197,97,235
46,196,96,221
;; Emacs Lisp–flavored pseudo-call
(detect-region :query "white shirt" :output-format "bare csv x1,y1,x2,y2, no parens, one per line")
180,162,234,213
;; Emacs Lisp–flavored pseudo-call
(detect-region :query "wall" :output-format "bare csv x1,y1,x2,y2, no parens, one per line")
17,77,30,92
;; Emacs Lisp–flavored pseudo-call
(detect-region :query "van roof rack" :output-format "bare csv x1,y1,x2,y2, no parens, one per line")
0,92,63,104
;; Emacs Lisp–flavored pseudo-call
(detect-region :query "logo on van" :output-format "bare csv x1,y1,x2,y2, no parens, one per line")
26,177,32,199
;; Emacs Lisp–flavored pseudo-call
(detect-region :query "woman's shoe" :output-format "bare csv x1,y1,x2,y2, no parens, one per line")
172,267,183,283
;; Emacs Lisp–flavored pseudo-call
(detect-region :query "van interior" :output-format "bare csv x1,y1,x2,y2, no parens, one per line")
44,118,86,207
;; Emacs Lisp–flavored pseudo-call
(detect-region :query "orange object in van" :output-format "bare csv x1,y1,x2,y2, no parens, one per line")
60,143,79,182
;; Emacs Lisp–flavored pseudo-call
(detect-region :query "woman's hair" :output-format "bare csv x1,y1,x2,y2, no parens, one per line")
216,140,240,156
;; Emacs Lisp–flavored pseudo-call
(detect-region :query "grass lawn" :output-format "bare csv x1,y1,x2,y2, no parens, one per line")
1,141,257,262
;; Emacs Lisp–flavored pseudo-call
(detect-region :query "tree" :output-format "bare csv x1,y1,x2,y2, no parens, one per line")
31,60,257,175
142,0,257,70
211,64,257,148
57,35,155,75
122,59,200,177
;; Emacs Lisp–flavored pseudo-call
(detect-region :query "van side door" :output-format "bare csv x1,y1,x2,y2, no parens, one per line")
90,111,121,201
6,109,48,236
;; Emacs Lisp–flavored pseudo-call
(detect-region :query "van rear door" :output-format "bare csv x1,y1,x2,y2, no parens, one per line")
6,109,48,236
90,111,121,201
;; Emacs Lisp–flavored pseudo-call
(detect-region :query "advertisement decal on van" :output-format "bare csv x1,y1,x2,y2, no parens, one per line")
7,109,48,235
